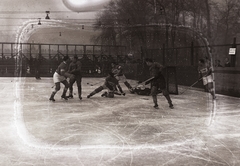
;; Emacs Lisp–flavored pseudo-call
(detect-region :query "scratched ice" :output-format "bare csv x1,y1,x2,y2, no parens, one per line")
0,77,240,166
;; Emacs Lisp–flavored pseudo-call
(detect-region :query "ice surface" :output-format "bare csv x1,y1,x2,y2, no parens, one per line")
0,77,240,166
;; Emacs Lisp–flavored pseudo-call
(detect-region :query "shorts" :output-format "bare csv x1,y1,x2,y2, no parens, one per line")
202,75,213,85
53,72,66,83
151,74,166,90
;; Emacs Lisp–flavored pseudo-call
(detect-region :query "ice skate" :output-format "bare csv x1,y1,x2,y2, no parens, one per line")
49,96,55,102
154,104,159,109
67,94,73,99
49,92,56,102
61,95,68,100
87,94,91,98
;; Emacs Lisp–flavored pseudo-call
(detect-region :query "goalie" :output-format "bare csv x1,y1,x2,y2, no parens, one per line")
134,84,151,96
133,82,162,96
87,72,123,98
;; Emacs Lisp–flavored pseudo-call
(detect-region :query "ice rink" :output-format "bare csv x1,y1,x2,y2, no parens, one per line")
1,77,240,166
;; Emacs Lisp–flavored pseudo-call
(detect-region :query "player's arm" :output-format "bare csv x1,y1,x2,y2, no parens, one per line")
144,77,155,85
153,63,164,79
75,61,82,72
156,63,164,72
68,63,74,73
116,66,123,76
60,68,74,79
206,66,213,76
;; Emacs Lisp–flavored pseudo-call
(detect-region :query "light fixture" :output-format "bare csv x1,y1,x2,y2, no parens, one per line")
45,11,50,19
38,18,41,25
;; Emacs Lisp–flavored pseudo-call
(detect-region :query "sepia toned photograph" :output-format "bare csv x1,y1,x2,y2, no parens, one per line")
0,0,240,165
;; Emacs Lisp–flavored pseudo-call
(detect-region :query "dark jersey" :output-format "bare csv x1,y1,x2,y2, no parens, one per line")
68,60,82,75
112,64,123,76
148,62,166,89
149,62,164,78
56,62,68,76
105,75,119,90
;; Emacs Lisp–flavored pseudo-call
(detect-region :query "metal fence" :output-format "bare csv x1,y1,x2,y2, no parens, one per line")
0,42,129,77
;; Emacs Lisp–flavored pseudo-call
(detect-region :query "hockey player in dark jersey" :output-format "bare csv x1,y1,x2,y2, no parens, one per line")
67,55,82,100
145,58,174,109
87,72,122,98
111,62,134,94
49,55,74,102
198,58,216,99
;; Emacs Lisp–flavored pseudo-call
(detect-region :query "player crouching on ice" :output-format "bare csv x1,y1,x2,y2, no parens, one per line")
111,61,134,94
87,72,123,98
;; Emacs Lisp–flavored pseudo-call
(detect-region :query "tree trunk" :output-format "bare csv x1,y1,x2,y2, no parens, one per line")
205,0,211,39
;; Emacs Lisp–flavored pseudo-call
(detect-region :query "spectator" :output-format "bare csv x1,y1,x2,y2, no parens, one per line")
216,60,223,67
224,57,231,67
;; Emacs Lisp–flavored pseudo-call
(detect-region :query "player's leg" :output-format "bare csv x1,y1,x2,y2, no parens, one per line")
49,82,60,101
61,80,69,100
49,72,61,101
114,76,125,95
76,76,82,100
162,89,174,109
121,75,134,92
67,77,75,98
87,86,104,98
116,84,125,95
159,76,174,109
151,86,159,109
207,75,216,99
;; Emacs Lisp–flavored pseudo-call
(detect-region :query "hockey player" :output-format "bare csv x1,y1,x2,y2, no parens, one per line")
87,72,122,98
145,58,174,109
67,55,82,100
198,58,216,99
111,61,134,94
49,55,74,102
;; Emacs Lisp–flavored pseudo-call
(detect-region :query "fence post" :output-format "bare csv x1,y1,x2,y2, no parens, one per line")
162,43,165,66
230,37,236,67
191,41,194,65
